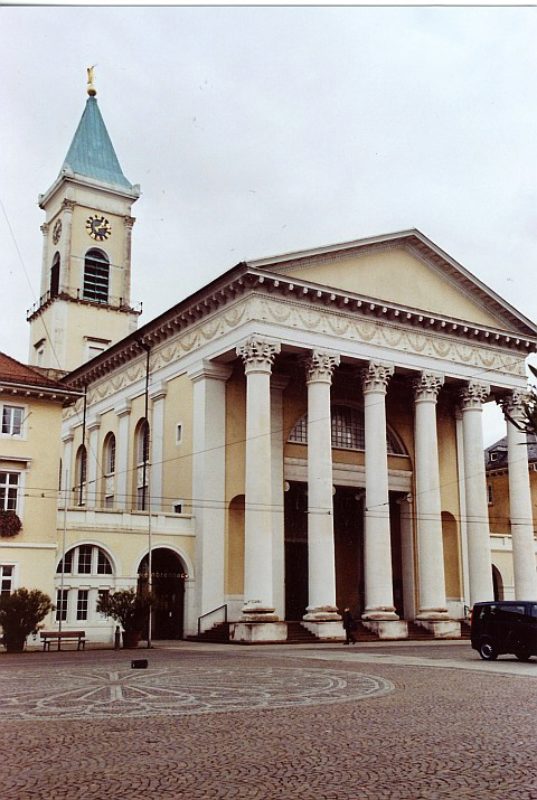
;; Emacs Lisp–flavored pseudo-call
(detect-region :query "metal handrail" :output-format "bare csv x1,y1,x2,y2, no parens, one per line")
197,604,228,637
26,288,142,319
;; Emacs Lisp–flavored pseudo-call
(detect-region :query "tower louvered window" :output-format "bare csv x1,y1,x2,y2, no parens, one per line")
83,249,110,303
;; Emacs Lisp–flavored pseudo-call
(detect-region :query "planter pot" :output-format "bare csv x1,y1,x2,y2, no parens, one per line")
122,630,141,649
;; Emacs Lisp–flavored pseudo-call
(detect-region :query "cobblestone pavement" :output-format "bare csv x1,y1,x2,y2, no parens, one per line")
1,644,536,799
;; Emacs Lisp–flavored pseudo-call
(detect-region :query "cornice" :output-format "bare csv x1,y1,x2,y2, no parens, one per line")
62,267,535,396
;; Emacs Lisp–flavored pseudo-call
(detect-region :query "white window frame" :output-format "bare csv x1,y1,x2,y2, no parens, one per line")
1,403,27,439
0,563,17,595
0,470,21,513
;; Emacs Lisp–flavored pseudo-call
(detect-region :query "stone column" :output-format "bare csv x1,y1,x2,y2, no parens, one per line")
460,381,493,605
361,361,399,622
61,199,75,293
271,375,288,620
149,381,167,514
39,223,49,298
189,362,232,620
86,419,101,508
303,350,340,623
115,400,131,511
237,336,281,621
413,372,449,619
122,216,135,305
60,432,74,509
500,391,537,600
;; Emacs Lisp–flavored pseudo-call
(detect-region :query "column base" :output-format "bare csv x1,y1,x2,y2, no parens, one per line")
241,603,278,623
229,622,288,644
416,608,450,621
301,621,345,641
414,619,461,639
362,607,399,622
362,620,409,640
303,605,341,622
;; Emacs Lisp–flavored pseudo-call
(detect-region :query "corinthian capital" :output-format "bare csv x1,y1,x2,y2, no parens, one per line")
499,389,531,424
304,350,340,384
61,199,76,212
361,361,394,395
413,371,444,402
236,336,281,373
459,380,490,410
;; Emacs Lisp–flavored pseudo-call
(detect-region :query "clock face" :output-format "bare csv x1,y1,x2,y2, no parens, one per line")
52,219,62,245
86,214,112,242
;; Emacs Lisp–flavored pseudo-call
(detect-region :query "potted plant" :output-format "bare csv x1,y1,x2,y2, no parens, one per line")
97,588,152,649
0,588,53,652
0,510,22,538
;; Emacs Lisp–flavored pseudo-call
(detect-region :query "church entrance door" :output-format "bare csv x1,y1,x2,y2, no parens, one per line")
138,548,186,639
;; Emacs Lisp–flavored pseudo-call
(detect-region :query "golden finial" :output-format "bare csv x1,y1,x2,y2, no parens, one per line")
86,65,97,97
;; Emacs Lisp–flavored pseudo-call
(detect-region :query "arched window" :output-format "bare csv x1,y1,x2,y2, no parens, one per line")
135,419,150,510
83,249,110,303
103,433,116,509
55,545,114,625
288,405,406,455
50,252,60,299
74,445,87,506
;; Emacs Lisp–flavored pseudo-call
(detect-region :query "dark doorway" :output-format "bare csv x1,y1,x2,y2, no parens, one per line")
138,548,186,639
334,486,364,616
389,494,404,619
284,482,308,620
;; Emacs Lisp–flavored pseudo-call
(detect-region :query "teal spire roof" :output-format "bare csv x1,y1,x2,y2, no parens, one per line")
60,96,133,190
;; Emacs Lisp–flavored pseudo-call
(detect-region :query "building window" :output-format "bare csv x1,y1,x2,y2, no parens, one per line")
55,546,114,625
97,589,110,618
83,249,110,303
55,589,68,622
76,590,89,621
75,445,87,506
78,544,93,574
0,471,19,512
135,419,150,511
103,433,116,508
488,484,494,505
489,452,498,463
288,405,406,455
0,565,14,595
176,423,183,445
173,502,183,514
34,339,46,366
50,252,60,299
1,405,24,436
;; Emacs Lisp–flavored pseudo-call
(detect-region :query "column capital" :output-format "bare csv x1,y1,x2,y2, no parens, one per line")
61,430,75,444
115,399,132,418
61,199,76,213
149,380,168,402
188,361,233,384
498,389,531,425
361,361,394,395
304,350,340,384
459,380,490,410
237,336,280,374
86,418,101,434
40,223,49,235
413,371,444,402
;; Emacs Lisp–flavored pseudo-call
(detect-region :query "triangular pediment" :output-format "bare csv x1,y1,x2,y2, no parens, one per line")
248,230,537,336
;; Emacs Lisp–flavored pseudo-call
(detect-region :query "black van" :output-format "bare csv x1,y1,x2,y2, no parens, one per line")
471,601,537,661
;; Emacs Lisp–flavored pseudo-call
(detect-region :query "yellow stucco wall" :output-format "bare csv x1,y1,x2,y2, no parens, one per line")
278,248,503,328
161,374,193,515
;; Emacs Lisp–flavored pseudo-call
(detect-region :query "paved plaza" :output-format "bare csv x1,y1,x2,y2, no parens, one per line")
1,641,536,799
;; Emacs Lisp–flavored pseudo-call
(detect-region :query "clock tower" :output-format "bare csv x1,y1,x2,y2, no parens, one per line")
28,71,141,373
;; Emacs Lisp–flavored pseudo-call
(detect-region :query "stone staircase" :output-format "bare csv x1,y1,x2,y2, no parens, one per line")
286,621,322,644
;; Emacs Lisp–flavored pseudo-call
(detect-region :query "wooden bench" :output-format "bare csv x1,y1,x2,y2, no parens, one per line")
41,630,86,652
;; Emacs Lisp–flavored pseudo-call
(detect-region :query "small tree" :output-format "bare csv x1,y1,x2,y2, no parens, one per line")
97,588,151,633
0,588,53,652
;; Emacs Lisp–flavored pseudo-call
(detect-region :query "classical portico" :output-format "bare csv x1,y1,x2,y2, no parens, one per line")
59,229,537,644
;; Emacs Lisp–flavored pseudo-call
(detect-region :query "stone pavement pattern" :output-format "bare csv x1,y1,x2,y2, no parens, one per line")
1,646,536,800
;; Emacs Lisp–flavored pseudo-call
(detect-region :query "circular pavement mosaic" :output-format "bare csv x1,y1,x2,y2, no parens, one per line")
0,666,394,720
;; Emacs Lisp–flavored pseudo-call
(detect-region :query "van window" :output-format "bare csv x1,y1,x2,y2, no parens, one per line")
531,605,537,620
498,604,526,621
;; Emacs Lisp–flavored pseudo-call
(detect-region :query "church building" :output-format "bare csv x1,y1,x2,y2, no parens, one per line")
14,75,537,643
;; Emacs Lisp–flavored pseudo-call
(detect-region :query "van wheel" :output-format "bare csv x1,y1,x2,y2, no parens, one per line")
479,640,498,661
515,649,531,662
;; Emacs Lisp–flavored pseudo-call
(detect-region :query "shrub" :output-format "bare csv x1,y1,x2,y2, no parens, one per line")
0,588,53,652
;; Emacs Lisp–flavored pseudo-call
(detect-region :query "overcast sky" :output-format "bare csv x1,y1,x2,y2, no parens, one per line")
1,5,536,444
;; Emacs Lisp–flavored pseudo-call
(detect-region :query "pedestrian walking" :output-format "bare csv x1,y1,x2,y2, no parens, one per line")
342,607,356,645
